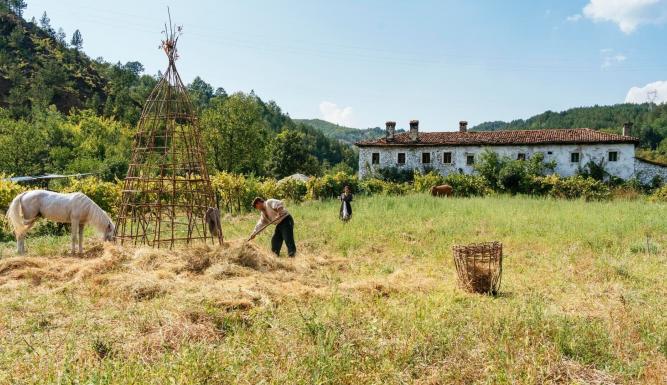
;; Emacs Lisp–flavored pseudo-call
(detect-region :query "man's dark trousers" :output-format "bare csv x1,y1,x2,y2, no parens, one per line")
271,215,296,257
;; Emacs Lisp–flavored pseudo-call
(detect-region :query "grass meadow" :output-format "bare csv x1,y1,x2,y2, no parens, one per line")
0,194,666,384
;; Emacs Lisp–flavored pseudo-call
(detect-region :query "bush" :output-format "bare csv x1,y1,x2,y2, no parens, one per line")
442,174,492,197
475,150,555,194
359,178,386,195
277,178,307,202
0,176,26,241
374,167,414,183
413,171,445,193
306,172,359,200
358,179,410,195
535,175,610,201
0,175,25,211
60,177,122,215
650,186,667,202
211,172,263,214
211,173,309,213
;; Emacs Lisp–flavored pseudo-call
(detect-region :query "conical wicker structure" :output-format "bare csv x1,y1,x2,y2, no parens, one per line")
116,20,222,248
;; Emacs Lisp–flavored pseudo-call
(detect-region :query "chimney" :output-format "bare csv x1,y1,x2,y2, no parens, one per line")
409,120,419,141
385,121,396,141
459,120,468,133
622,122,633,136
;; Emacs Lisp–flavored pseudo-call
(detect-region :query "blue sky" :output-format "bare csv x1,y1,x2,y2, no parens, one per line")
24,0,667,130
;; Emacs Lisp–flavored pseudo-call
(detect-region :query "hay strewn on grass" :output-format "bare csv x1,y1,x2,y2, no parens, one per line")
0,240,311,300
1,194,666,384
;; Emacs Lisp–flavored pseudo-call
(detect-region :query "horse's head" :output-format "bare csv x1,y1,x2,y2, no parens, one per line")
103,221,116,242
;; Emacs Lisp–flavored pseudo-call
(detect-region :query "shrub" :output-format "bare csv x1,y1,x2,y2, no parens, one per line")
475,150,555,194
374,167,414,183
258,178,280,201
60,177,122,215
650,186,667,202
358,178,410,196
442,174,492,197
211,172,263,214
306,172,359,200
359,178,385,195
0,175,25,211
535,175,610,201
212,173,309,213
277,178,307,202
475,150,504,189
413,171,445,193
0,176,26,241
497,160,528,194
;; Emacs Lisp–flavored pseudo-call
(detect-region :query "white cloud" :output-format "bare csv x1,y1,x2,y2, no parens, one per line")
600,48,627,68
625,80,667,104
582,0,667,33
319,101,354,126
566,14,583,22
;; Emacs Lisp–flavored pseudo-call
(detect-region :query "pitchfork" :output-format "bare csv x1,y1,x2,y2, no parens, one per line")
244,213,288,243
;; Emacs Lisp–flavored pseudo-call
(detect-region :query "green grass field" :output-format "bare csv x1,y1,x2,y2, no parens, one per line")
1,194,666,384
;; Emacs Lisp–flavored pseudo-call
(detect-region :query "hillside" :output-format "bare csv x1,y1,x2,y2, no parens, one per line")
295,118,398,144
0,5,358,177
0,9,107,116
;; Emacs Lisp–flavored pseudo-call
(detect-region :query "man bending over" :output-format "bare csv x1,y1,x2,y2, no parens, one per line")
248,197,296,257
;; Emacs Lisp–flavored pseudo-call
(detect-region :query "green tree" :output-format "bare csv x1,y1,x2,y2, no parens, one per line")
39,11,54,36
1,0,27,16
266,129,321,178
187,76,214,110
70,29,83,51
56,27,66,46
201,92,270,174
0,112,49,175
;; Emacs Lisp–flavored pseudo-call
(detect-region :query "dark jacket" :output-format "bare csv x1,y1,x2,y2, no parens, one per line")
339,193,353,220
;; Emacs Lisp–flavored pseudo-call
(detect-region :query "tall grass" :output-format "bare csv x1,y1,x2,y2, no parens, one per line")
0,194,666,384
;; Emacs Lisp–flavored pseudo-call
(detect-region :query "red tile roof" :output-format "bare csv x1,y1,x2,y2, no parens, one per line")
355,128,639,147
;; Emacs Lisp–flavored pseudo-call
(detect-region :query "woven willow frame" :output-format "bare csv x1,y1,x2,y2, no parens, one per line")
115,17,222,248
453,241,503,295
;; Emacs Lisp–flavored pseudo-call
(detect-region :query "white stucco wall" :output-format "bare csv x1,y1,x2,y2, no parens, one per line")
358,143,636,179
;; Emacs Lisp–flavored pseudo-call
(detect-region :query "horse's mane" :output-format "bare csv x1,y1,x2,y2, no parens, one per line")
71,193,112,232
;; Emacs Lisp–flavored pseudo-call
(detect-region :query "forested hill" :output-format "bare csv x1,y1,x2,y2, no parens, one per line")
294,118,402,144
0,3,357,180
471,103,667,149
0,9,107,116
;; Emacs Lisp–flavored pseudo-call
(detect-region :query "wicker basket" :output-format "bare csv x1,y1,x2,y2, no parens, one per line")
453,241,502,295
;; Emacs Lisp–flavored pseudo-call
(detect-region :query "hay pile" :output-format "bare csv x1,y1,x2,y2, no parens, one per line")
0,240,310,307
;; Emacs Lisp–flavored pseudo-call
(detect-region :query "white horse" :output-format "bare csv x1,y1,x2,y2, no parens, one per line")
6,190,115,255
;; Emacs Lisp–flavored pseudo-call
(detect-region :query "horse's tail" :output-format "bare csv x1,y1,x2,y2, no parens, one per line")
6,191,29,237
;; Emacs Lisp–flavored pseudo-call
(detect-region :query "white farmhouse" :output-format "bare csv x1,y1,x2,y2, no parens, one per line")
355,120,667,184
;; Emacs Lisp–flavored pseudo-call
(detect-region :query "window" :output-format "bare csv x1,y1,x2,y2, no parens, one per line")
547,151,553,155
517,153,526,161
443,152,452,164
608,151,618,162
466,154,475,165
371,152,380,165
422,152,431,164
570,152,580,163
397,153,406,165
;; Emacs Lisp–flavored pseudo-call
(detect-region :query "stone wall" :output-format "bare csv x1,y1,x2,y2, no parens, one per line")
634,158,667,185
358,143,636,179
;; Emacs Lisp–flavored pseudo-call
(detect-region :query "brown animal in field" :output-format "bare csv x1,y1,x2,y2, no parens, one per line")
431,184,453,197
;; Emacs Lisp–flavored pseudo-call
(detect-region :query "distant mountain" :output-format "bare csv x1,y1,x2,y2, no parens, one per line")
295,118,398,145
471,103,664,133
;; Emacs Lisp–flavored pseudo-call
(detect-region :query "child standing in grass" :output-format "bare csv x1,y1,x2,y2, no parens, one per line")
339,185,353,222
